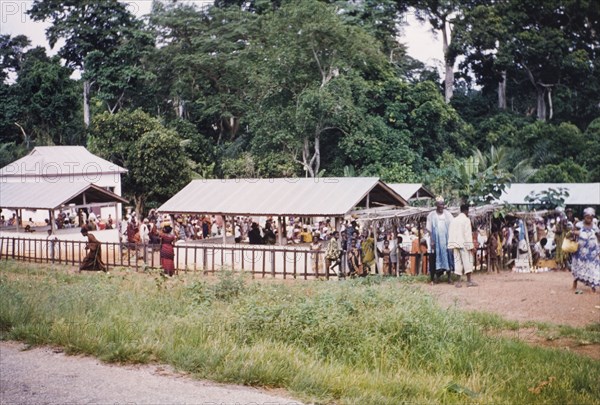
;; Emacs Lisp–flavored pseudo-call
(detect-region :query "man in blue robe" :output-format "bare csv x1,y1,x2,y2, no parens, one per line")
426,198,455,284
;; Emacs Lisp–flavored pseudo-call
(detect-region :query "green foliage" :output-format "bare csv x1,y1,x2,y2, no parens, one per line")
213,271,247,301
84,25,156,113
530,159,589,183
452,0,600,124
0,142,27,169
438,146,516,204
1,0,596,194
28,0,139,70
581,118,600,182
525,187,570,209
0,34,30,83
12,48,83,146
88,109,192,214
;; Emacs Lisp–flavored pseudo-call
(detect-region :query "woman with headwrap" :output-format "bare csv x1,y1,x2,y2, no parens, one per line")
79,226,106,272
571,207,600,293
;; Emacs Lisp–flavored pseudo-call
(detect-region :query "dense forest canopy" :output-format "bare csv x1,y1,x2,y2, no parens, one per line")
1,0,598,212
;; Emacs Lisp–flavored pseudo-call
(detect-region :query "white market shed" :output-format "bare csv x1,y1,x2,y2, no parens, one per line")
158,177,408,217
499,183,600,206
0,181,128,232
0,146,128,222
387,183,435,202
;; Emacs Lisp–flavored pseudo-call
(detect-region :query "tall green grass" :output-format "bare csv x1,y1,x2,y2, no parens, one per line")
1,261,598,404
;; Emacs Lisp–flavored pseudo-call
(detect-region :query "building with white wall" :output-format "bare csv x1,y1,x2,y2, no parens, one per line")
0,146,128,226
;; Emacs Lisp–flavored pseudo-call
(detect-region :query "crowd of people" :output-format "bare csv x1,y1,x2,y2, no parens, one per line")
5,202,597,290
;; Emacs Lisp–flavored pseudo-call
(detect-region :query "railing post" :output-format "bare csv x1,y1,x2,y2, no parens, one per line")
293,250,297,279
271,250,275,278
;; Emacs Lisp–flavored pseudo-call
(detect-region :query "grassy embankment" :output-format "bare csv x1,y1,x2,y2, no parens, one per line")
1,261,599,404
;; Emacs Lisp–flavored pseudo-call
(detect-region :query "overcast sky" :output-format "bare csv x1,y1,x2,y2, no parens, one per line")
0,1,444,74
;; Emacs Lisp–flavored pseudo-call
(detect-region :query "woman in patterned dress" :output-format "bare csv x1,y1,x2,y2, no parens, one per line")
571,207,600,293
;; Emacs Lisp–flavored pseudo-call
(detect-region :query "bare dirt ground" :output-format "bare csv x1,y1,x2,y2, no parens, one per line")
425,269,600,360
426,269,599,327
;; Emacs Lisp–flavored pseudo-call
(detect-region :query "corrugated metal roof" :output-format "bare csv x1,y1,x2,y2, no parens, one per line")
158,177,407,217
387,183,434,200
0,181,128,210
499,183,600,205
0,146,127,177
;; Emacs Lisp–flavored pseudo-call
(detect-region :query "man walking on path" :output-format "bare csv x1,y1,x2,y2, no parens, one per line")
448,203,478,288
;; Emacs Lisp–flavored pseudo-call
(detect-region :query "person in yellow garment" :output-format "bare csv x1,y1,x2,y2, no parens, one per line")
448,203,477,288
361,232,376,274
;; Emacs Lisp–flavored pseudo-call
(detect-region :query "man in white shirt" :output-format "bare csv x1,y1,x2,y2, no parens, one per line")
448,203,478,288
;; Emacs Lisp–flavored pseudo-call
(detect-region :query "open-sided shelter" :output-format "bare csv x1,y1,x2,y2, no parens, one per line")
0,181,128,233
0,146,128,222
158,177,407,243
159,177,407,217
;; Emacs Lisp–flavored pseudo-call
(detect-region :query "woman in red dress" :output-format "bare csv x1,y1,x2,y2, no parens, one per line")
160,225,177,276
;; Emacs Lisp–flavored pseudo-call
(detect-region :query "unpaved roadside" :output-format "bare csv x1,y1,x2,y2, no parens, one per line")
0,341,302,405
427,270,600,327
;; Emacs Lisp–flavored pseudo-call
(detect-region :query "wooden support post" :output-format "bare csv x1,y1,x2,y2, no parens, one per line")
221,215,227,245
373,220,379,275
49,210,56,234
277,216,283,246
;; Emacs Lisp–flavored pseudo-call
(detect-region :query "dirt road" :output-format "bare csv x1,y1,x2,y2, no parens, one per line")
427,270,600,327
0,341,301,405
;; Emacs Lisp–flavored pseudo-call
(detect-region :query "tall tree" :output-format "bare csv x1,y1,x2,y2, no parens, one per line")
453,0,599,122
28,0,142,126
0,34,30,83
148,2,256,142
87,109,192,215
411,0,462,103
245,0,389,177
1,35,30,147
12,47,83,146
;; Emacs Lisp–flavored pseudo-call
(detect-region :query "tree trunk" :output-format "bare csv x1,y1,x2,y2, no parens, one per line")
133,195,145,219
14,122,31,149
441,21,454,103
547,87,553,120
83,80,91,127
498,71,507,109
524,64,547,122
302,138,315,178
312,132,321,176
536,86,546,121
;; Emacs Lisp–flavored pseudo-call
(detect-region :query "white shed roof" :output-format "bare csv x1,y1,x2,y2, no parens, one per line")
387,183,434,201
158,177,407,217
499,183,600,206
0,181,128,210
0,146,127,178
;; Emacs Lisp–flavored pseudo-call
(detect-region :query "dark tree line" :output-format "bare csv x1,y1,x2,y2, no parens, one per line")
1,0,598,210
